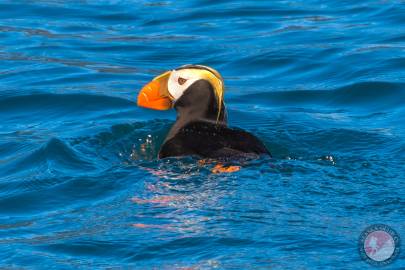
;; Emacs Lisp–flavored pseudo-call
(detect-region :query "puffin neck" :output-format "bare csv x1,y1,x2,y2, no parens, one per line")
164,79,227,142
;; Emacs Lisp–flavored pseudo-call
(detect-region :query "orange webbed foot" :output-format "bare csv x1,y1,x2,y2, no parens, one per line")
211,163,241,174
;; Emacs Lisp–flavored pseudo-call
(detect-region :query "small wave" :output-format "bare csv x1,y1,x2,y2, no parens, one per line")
230,81,405,110
0,93,134,115
3,138,94,177
71,120,172,163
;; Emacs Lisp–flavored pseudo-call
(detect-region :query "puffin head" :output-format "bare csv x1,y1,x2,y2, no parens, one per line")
137,64,225,122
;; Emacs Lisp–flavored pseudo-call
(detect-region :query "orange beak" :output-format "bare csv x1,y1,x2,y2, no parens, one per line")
137,71,173,110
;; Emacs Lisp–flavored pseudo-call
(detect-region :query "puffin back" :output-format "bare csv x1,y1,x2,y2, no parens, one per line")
158,121,270,159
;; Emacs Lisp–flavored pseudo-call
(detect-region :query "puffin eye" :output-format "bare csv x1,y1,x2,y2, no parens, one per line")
178,77,187,85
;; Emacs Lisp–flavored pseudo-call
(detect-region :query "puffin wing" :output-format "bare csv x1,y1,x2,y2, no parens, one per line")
219,126,270,156
159,121,270,159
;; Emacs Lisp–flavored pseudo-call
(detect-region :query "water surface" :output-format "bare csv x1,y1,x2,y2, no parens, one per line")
0,0,404,269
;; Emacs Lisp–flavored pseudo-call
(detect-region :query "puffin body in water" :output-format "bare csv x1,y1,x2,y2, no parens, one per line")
137,64,270,159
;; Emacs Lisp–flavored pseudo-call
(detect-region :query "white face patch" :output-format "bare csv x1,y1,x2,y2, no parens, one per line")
167,69,201,101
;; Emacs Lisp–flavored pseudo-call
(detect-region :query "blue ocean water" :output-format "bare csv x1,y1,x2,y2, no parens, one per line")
0,0,404,268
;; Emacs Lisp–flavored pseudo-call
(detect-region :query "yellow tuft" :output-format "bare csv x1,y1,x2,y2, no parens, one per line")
184,66,225,122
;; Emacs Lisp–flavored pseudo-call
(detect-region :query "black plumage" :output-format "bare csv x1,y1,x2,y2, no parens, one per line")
158,79,270,159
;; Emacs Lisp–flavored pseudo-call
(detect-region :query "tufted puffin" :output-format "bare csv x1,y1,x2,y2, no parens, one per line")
137,64,270,160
